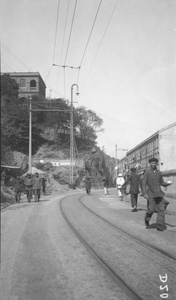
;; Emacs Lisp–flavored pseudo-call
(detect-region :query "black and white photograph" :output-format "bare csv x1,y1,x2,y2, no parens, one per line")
1,1,176,299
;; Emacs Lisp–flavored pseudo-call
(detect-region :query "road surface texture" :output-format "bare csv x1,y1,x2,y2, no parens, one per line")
1,189,176,300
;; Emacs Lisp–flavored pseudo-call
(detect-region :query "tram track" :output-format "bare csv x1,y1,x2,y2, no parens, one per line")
60,195,141,300
60,193,176,300
79,195,176,261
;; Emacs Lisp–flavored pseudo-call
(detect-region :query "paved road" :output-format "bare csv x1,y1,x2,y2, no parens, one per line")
1,189,176,300
1,191,130,300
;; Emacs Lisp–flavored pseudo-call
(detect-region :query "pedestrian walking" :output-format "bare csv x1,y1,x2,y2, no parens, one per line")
24,173,33,203
85,176,91,195
1,170,6,185
42,177,47,195
143,158,172,231
103,176,109,195
138,171,145,196
33,173,42,202
122,168,141,212
13,176,23,203
116,174,125,201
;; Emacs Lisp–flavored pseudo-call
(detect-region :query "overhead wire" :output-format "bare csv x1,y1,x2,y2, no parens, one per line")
59,0,71,65
44,65,53,81
1,42,33,71
63,0,78,65
80,0,119,91
1,41,63,100
99,113,153,133
77,0,103,85
55,0,71,97
52,0,61,64
45,0,67,98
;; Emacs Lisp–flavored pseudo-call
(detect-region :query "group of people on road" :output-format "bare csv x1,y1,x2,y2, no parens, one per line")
13,173,47,204
116,157,172,231
83,157,172,232
84,175,110,196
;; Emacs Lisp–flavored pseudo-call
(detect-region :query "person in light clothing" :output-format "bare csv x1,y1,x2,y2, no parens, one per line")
103,176,109,195
116,174,125,201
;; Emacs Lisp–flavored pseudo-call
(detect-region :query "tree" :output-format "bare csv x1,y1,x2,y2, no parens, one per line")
1,74,104,157
1,74,19,164
74,106,104,141
1,74,46,155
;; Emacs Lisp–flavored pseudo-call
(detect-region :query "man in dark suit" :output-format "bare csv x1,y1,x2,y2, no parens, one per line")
143,158,172,231
122,168,141,212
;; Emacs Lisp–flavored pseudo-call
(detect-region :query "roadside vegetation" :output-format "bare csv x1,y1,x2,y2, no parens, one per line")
1,74,116,191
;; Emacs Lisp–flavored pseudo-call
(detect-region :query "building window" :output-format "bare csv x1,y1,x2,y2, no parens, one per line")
30,80,37,89
19,79,25,87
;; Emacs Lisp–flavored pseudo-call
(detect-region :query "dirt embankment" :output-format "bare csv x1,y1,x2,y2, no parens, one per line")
1,173,69,210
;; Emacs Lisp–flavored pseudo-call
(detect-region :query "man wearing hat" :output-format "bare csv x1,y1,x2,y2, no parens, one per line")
143,158,172,231
122,167,141,212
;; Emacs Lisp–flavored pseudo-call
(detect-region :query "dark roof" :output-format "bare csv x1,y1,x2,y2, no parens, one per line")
1,72,46,88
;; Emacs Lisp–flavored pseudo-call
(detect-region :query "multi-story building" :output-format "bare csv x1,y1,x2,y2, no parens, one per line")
117,122,176,173
116,122,176,198
2,72,46,99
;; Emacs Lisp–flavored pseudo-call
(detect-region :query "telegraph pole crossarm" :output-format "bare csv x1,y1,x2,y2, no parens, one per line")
28,98,70,175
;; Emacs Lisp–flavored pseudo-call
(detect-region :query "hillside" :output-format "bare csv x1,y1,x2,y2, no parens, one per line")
33,144,116,188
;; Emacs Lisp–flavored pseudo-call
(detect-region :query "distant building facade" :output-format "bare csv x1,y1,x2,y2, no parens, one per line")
117,122,176,175
116,122,176,198
2,72,46,99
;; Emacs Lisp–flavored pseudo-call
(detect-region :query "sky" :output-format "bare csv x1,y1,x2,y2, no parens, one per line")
1,0,176,159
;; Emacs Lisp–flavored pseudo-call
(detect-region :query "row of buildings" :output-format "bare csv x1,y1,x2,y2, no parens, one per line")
116,122,176,198
117,122,176,174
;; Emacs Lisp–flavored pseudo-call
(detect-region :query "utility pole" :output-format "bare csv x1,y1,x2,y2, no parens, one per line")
29,97,32,173
28,98,70,176
115,144,118,177
70,84,79,187
115,145,128,177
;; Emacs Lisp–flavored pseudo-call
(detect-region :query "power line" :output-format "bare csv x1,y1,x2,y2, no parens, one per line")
78,0,103,69
53,63,80,98
53,63,80,69
81,0,119,91
100,113,153,133
1,42,33,71
59,0,71,66
52,0,61,64
1,43,63,99
55,0,71,97
44,65,53,81
64,0,78,65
